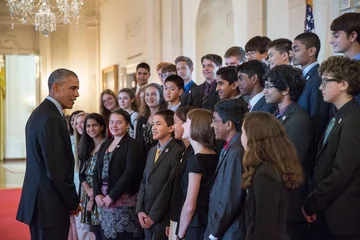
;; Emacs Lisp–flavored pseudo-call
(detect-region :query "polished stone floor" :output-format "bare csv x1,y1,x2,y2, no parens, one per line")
0,160,25,189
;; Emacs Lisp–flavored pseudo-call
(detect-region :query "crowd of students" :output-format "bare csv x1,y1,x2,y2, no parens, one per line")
66,12,360,240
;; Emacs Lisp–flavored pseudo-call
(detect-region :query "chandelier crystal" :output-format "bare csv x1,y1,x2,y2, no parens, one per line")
6,0,84,37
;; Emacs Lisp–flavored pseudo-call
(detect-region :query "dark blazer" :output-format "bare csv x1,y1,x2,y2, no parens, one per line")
303,99,360,236
136,139,183,229
298,64,332,146
16,99,79,228
180,81,198,107
205,133,246,240
278,102,313,222
169,145,194,222
245,162,290,240
93,134,142,200
251,95,276,113
188,82,219,110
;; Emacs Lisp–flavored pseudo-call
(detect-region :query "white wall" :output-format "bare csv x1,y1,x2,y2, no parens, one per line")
5,55,37,158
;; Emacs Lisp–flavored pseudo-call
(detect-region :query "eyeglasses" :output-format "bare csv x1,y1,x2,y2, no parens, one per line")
264,84,275,89
211,118,223,124
321,78,341,87
245,51,260,57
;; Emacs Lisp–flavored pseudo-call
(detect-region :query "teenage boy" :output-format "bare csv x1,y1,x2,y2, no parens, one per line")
264,65,313,240
206,99,248,240
160,63,177,85
267,38,292,69
163,75,184,112
175,56,197,106
303,56,360,240
224,46,246,66
136,109,183,240
330,12,360,103
236,60,276,113
216,66,241,100
244,36,271,62
133,62,151,95
156,62,172,83
291,32,331,147
189,54,222,110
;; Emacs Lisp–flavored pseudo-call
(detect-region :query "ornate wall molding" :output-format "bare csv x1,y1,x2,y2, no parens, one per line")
0,27,18,49
339,0,360,13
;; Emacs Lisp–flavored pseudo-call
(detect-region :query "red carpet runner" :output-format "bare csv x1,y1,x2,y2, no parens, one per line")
0,188,30,240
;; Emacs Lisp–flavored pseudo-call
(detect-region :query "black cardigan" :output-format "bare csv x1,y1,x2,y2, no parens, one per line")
93,134,142,201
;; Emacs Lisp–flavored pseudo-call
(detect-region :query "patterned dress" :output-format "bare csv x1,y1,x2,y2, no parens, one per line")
100,152,143,239
80,152,101,226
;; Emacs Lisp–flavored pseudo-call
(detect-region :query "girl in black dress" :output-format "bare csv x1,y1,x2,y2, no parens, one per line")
167,106,194,240
177,109,218,240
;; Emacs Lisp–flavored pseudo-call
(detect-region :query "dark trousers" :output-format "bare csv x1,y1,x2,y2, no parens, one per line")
287,221,308,240
307,217,360,240
30,225,69,240
185,227,205,240
144,228,167,240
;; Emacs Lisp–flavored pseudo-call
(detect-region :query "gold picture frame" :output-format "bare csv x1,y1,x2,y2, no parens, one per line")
102,64,119,93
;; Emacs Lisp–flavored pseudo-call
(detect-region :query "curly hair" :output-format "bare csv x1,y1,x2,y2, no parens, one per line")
241,112,304,190
319,56,360,96
139,83,167,118
100,89,119,124
265,65,306,101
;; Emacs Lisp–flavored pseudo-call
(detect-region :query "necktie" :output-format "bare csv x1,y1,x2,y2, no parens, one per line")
154,148,161,163
323,117,336,144
202,83,211,107
62,113,68,128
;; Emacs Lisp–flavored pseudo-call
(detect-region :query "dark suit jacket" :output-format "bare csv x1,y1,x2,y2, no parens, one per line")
93,134,142,200
180,81,198,107
188,82,219,110
136,139,183,229
303,99,360,236
245,162,289,240
278,102,312,222
298,64,332,146
205,133,246,240
251,95,277,113
16,99,79,228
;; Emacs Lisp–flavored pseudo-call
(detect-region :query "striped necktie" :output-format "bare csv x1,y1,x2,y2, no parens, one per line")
323,117,336,145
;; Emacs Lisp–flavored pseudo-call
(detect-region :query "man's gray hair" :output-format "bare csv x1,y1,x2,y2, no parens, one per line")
48,68,78,91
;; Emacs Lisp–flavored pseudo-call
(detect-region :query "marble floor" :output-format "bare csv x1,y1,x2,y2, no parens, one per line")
0,160,25,189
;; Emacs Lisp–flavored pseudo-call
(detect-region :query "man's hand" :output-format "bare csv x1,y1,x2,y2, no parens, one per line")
70,205,82,216
103,195,113,208
302,207,317,223
95,195,105,208
144,216,154,226
165,226,170,237
137,212,151,229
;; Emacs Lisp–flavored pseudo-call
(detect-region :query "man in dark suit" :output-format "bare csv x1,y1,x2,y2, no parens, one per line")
264,65,313,240
303,57,360,240
175,56,197,106
132,62,151,104
236,60,276,113
16,69,81,240
292,32,332,148
188,54,222,110
205,99,247,240
136,110,183,240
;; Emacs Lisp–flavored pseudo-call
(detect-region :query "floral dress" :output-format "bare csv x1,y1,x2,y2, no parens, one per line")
80,152,101,226
100,151,143,239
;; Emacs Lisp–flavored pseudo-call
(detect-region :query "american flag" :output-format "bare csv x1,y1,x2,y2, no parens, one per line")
304,0,315,32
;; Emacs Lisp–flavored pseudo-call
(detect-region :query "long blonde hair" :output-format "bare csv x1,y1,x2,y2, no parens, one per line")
73,112,88,173
241,112,304,190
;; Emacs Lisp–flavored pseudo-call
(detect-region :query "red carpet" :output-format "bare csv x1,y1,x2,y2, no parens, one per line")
0,188,30,240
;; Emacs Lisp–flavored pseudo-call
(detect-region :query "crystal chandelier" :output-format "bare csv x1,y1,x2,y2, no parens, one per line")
6,0,84,37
